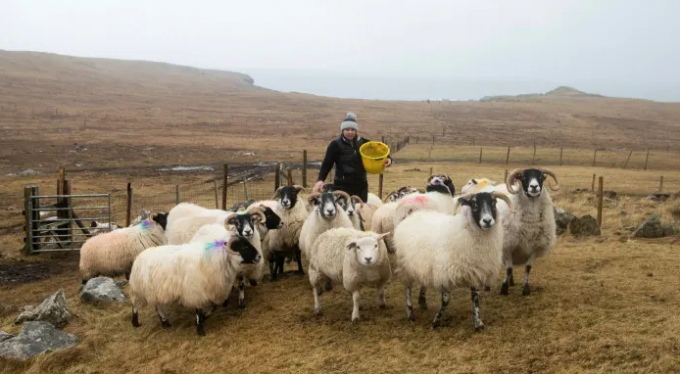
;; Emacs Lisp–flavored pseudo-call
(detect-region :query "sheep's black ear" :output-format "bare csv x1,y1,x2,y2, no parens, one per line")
457,196,471,206
152,213,168,230
90,221,97,228
308,196,321,206
471,179,478,185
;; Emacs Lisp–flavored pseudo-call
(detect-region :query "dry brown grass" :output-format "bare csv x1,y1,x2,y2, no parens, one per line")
2,162,680,373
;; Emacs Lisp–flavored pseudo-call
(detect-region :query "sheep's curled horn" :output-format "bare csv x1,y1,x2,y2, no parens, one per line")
332,190,351,203
225,236,240,256
350,195,364,205
272,184,307,199
505,168,560,195
224,213,240,230
245,205,267,223
458,191,513,211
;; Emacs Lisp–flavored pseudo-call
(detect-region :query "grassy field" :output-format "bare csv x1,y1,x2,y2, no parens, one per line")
2,50,680,373
2,162,680,373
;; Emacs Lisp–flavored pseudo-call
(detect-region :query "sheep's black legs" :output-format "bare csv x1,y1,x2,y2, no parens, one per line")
295,246,305,275
471,287,484,332
268,253,278,281
155,306,170,328
405,287,415,321
131,306,140,327
238,275,246,308
195,308,207,336
418,285,428,310
431,291,450,329
500,267,513,295
276,252,285,276
522,265,532,296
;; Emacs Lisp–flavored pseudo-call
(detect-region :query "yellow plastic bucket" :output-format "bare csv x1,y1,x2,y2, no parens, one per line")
359,141,390,174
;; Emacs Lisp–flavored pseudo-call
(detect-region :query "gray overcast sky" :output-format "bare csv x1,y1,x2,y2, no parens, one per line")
2,0,680,101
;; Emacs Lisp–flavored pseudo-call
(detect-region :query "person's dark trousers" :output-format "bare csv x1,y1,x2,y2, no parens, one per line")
332,179,368,202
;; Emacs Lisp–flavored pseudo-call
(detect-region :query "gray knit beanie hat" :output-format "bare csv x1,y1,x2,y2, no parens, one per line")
340,112,358,131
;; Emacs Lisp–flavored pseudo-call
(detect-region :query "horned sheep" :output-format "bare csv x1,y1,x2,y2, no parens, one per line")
299,189,354,262
499,168,560,296
263,185,308,279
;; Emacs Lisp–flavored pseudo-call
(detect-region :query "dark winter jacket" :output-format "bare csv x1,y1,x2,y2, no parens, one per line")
318,135,390,184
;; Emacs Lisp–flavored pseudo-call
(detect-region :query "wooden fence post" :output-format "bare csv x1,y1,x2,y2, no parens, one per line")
559,148,563,166
63,180,72,244
213,180,219,208
221,164,228,210
659,176,664,192
23,186,37,254
287,169,293,185
532,147,537,165
592,149,597,167
591,174,596,192
126,182,132,227
302,150,308,188
479,147,483,163
622,151,632,169
175,185,180,205
428,146,433,162
644,150,650,170
274,163,281,191
506,147,511,164
243,176,249,200
504,169,508,182
429,167,433,176
378,173,384,200
597,176,604,228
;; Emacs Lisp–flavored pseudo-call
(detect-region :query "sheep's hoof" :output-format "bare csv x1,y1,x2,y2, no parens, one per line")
197,328,206,336
314,308,323,316
522,285,530,296
249,280,258,287
475,324,485,332
238,299,246,309
161,320,171,329
222,299,229,307
484,285,491,292
351,317,360,323
379,303,386,309
431,320,441,329
132,317,140,328
407,312,416,322
324,281,333,292
269,275,279,282
316,288,324,296
500,283,509,296
509,278,515,287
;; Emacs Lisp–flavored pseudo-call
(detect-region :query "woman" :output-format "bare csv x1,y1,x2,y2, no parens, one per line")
314,112,392,202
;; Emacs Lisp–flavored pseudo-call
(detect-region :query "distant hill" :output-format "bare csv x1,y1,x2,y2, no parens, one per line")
480,86,606,102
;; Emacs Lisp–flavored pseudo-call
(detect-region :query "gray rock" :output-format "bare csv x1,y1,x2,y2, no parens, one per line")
0,321,78,361
80,277,126,304
14,290,72,328
554,207,575,236
569,215,601,237
634,215,665,238
114,280,129,289
646,192,671,202
663,220,679,237
0,331,13,343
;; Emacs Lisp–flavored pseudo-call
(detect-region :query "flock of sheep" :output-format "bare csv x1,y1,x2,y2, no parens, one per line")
77,167,560,335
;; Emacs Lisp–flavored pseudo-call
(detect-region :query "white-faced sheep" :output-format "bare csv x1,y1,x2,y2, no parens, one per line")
299,189,353,262
308,228,391,322
371,186,423,252
79,212,168,284
499,167,559,296
129,224,261,336
394,191,513,330
367,193,383,207
263,185,308,279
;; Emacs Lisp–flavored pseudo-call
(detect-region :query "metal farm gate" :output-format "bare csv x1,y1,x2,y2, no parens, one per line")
23,186,112,254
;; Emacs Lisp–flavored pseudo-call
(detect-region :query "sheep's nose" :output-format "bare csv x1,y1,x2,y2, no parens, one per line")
483,218,492,226
244,230,252,236
364,257,372,263
326,209,335,215
277,223,284,228
254,254,261,263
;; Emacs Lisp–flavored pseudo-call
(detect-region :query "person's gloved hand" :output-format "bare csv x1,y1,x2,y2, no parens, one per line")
384,158,392,167
314,180,325,191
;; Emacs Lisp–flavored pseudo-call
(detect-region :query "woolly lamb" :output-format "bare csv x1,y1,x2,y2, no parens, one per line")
308,228,391,322
392,189,457,229
79,212,168,284
299,189,353,262
129,225,261,336
264,185,308,279
500,167,560,296
394,191,513,330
